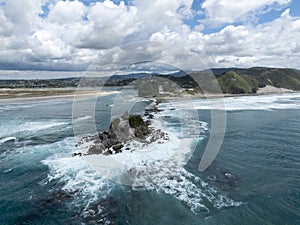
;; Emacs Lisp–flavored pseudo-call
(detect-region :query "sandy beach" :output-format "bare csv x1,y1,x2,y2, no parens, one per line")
0,85,297,103
0,88,119,102
256,85,295,94
158,85,296,101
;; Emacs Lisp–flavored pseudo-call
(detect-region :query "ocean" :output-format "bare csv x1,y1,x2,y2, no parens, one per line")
0,93,299,225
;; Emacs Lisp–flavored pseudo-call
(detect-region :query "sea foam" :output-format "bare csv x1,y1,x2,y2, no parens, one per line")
0,136,17,144
80,101,241,214
171,93,300,111
0,120,69,138
41,137,113,214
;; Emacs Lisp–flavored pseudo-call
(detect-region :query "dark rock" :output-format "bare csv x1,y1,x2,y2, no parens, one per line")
88,144,105,155
82,105,169,156
145,106,162,114
208,175,217,181
102,139,113,148
72,152,82,157
113,143,124,153
110,115,135,142
94,139,102,144
129,115,145,128
224,172,235,179
128,115,150,139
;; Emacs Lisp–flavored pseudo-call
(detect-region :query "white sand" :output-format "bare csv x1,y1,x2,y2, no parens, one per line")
0,89,119,102
257,85,294,94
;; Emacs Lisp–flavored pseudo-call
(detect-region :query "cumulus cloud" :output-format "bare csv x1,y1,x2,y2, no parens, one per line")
150,8,300,69
47,0,86,24
201,0,291,27
74,0,139,49
0,0,299,71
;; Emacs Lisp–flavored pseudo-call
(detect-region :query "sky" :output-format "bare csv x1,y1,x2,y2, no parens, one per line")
0,0,299,72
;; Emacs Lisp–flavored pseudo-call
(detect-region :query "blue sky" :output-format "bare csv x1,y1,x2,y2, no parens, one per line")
69,0,300,32
0,0,299,71
39,0,300,33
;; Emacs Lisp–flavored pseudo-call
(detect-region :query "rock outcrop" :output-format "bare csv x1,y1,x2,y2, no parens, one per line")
78,112,161,156
76,100,168,157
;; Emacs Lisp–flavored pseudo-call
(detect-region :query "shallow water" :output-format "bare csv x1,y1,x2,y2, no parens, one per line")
0,93,299,224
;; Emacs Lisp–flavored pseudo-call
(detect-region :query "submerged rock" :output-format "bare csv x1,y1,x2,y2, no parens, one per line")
207,175,217,181
224,172,235,179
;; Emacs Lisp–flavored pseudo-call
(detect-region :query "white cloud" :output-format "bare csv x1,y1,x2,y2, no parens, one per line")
74,0,138,49
150,8,300,69
1,0,195,68
3,0,43,35
0,0,299,71
135,0,193,34
30,29,71,59
47,0,86,24
0,8,13,36
201,0,291,27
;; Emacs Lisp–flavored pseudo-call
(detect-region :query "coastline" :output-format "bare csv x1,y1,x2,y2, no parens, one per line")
156,85,298,101
0,88,119,103
0,85,298,103
1,83,299,224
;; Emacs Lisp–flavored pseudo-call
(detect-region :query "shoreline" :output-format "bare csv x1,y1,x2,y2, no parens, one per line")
0,85,298,103
0,89,119,103
156,85,298,101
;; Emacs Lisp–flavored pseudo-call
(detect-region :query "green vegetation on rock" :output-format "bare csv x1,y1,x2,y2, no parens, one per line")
129,115,150,139
129,115,145,128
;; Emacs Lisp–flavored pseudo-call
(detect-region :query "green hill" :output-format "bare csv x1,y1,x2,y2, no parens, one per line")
256,68,300,90
217,71,258,94
0,67,300,95
211,68,300,94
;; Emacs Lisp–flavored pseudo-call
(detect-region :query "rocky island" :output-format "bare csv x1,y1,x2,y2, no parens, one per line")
76,101,170,157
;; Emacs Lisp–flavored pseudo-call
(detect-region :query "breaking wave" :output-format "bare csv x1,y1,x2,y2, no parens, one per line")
78,101,241,214
0,136,17,144
173,93,300,111
0,121,69,138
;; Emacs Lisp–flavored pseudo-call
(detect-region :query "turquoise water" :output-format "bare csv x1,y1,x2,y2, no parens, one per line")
0,93,299,224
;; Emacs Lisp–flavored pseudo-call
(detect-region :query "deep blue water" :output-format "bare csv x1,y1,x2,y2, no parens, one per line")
0,93,299,224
